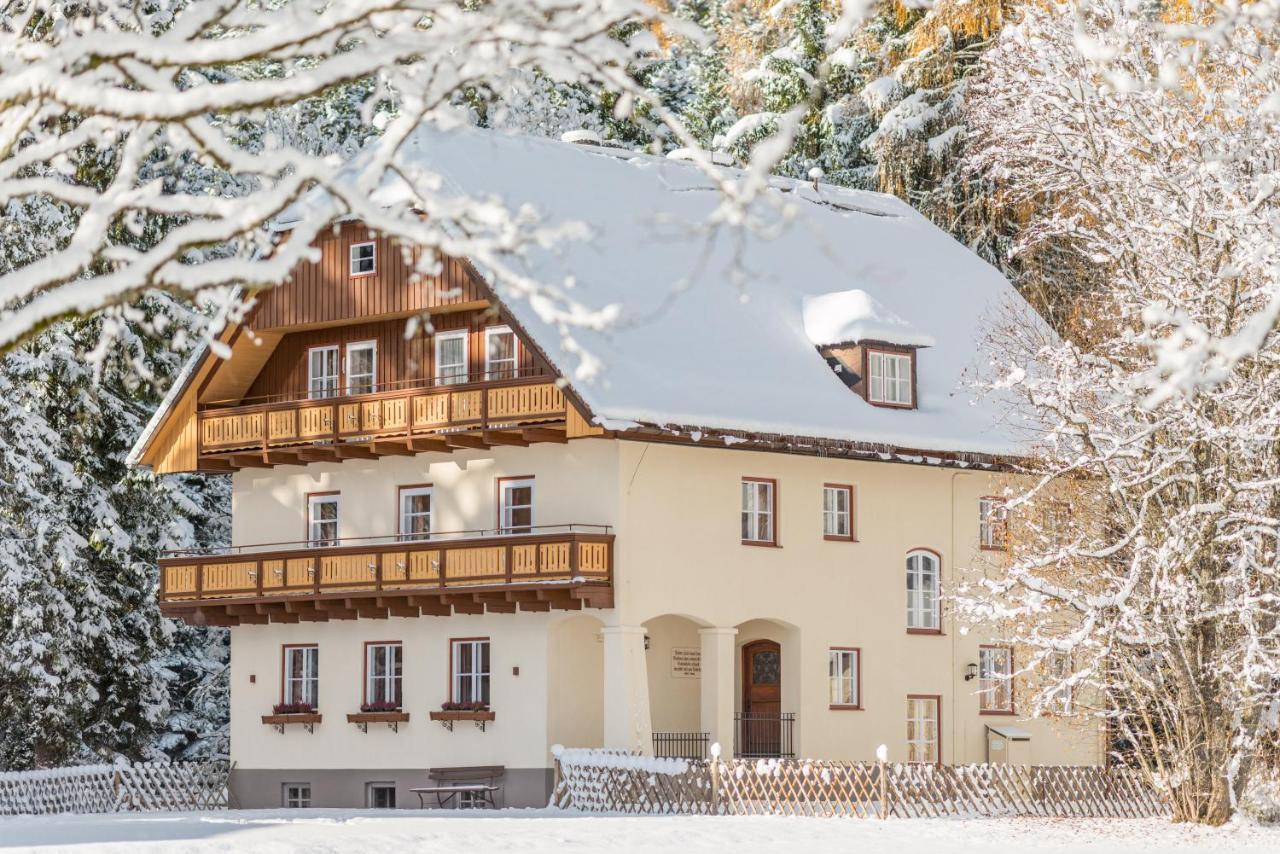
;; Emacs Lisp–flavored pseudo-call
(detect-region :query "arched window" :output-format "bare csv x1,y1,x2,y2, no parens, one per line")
906,550,940,631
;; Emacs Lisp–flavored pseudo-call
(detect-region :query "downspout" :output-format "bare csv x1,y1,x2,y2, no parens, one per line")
950,469,961,764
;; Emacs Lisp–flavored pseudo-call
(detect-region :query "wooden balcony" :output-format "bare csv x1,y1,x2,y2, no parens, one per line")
159,526,614,626
196,374,577,470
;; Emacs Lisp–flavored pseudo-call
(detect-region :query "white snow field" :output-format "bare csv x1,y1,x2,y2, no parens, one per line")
0,810,1277,853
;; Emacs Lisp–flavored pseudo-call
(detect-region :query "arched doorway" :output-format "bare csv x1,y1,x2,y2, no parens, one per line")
740,639,782,757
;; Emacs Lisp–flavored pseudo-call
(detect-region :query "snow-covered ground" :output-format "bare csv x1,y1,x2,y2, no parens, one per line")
1,809,1277,853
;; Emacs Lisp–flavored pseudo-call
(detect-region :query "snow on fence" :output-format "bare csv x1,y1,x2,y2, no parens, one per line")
551,748,1167,819
0,760,230,816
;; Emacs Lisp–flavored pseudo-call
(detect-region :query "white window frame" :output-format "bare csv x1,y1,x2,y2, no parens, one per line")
307,345,340,400
823,485,853,539
350,241,376,276
398,486,432,542
1046,651,1074,714
979,646,1014,713
906,696,940,763
283,646,319,708
451,639,491,705
366,782,396,809
828,648,860,708
906,550,941,631
344,340,377,397
307,494,339,547
365,643,403,708
867,349,913,407
283,783,311,808
499,477,534,534
979,497,1007,550
741,479,776,545
484,325,520,380
435,330,469,386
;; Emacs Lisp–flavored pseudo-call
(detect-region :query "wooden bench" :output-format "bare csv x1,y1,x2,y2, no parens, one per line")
410,766,505,809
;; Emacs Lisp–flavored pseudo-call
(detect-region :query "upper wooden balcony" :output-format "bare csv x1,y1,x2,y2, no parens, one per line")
159,525,614,626
195,370,591,470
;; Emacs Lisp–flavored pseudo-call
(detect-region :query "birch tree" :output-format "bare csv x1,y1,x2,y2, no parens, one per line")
957,0,1280,824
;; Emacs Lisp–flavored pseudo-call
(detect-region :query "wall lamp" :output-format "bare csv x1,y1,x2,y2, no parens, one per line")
964,662,979,682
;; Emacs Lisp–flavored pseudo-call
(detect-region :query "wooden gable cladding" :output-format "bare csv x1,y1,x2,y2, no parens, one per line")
250,222,489,331
239,308,549,404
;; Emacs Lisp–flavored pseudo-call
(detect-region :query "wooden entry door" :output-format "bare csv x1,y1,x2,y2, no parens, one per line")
741,640,782,756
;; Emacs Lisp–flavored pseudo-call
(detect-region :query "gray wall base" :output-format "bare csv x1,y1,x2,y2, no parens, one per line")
231,768,553,810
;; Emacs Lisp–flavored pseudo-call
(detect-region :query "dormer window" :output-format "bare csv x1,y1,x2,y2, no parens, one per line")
350,241,376,276
866,348,914,408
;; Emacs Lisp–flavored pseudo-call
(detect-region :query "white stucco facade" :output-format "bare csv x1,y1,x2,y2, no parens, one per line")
224,436,1101,808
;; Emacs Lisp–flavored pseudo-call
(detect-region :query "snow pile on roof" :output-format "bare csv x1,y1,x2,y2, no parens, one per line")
802,289,936,349
282,125,1043,457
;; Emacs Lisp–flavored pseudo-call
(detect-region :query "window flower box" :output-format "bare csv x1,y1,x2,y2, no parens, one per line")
430,703,495,732
347,707,410,733
262,704,322,733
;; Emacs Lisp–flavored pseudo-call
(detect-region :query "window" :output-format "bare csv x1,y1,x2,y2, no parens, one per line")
906,695,940,763
435,330,468,385
283,783,311,808
398,485,432,541
365,643,403,708
823,484,854,541
308,345,340,399
350,241,376,276
979,646,1014,713
307,493,339,547
906,550,941,632
457,790,487,809
451,638,491,705
829,648,861,708
741,478,776,545
345,340,377,396
283,646,319,708
867,349,913,407
366,782,396,809
1045,651,1074,714
484,325,519,380
979,497,1007,550
1041,500,1071,547
498,477,534,534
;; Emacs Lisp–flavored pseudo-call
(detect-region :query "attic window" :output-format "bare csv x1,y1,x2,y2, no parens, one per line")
866,348,914,408
350,242,376,276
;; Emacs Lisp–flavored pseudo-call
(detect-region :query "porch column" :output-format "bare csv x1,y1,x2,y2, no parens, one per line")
601,625,653,753
699,627,738,755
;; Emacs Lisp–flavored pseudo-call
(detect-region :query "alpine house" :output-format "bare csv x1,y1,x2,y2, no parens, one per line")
130,126,1102,809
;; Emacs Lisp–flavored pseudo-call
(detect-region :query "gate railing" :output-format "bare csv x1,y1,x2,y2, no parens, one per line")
653,731,711,760
734,712,795,758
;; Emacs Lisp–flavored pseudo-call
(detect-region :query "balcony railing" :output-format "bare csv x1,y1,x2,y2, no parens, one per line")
734,713,796,759
196,372,567,458
159,525,613,624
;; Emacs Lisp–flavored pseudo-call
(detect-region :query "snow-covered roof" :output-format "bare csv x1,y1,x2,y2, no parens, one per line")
802,289,936,349
311,125,1033,457
131,125,1042,470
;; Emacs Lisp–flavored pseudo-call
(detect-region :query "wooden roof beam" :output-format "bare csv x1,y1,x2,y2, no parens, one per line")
372,441,416,457
522,427,567,444
445,434,490,450
483,430,529,447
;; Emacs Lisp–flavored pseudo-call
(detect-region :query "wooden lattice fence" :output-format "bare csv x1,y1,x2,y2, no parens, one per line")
552,750,1167,819
0,760,230,816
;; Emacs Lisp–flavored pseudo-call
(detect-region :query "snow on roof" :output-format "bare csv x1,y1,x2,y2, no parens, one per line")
802,289,936,349
339,126,1034,456
268,125,1042,458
